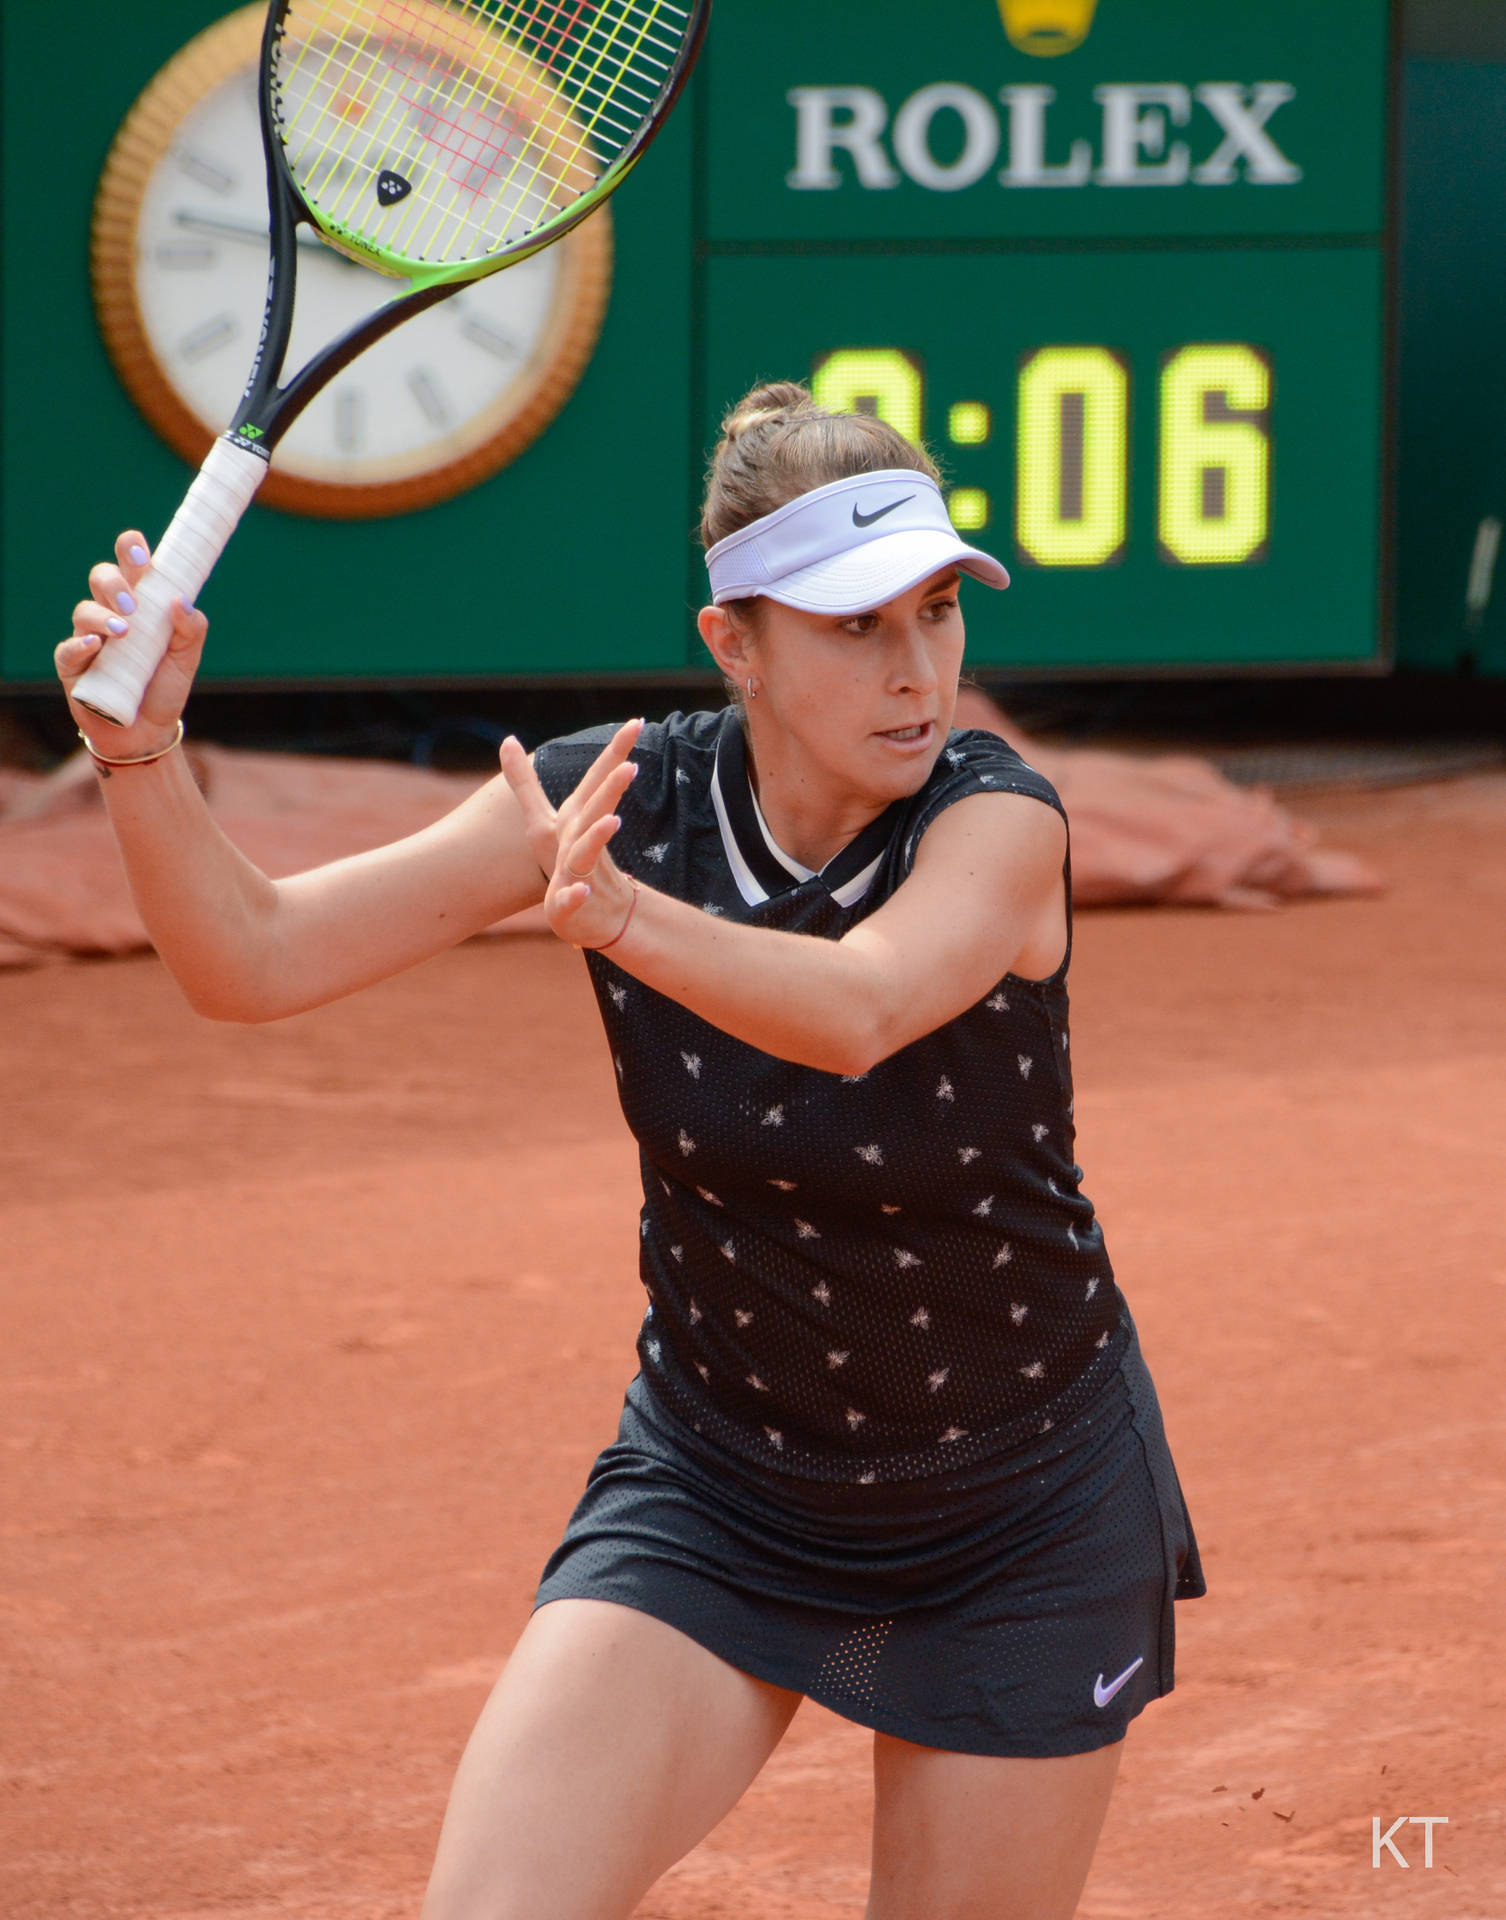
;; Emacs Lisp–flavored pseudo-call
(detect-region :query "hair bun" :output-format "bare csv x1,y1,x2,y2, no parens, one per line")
701,375,938,550
721,380,814,443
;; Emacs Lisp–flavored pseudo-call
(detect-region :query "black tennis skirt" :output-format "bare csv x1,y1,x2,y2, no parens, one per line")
533,1306,1206,1758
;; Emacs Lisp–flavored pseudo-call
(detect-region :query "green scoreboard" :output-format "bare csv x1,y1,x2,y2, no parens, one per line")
705,0,1393,673
1,0,1398,685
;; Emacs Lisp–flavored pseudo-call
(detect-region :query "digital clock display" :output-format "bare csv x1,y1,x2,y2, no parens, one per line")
698,0,1394,672
809,338,1273,569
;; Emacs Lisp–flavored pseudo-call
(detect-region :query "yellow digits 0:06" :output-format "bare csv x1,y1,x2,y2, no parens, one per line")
1158,344,1271,566
811,349,925,447
809,339,1271,569
1015,346,1129,568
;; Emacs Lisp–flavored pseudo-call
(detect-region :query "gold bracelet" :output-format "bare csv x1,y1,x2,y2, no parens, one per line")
77,718,185,768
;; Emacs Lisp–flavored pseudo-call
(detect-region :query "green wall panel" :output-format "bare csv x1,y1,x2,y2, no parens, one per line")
707,0,1389,244
3,0,1411,685
1394,59,1506,675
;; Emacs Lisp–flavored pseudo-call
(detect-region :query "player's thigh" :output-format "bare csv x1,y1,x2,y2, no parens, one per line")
420,1596,804,1920
866,1730,1124,1920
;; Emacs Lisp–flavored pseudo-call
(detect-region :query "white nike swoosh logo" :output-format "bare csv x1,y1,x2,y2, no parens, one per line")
1093,1655,1145,1707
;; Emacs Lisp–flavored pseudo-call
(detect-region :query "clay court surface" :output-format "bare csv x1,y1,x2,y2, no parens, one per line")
4,770,1504,1919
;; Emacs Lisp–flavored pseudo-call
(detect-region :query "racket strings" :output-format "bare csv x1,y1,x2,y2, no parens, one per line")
273,0,689,267
385,0,619,257
460,0,662,258
300,0,651,248
279,0,567,245
325,0,563,242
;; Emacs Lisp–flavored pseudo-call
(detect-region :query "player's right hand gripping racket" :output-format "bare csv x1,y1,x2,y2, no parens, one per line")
72,0,709,728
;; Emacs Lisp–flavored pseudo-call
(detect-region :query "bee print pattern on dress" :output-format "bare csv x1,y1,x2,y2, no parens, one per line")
531,708,1127,1485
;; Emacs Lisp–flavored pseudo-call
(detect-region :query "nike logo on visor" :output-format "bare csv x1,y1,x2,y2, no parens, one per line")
1093,1656,1145,1707
852,495,915,528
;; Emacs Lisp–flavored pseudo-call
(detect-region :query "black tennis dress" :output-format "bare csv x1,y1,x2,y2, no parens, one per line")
531,709,1206,1758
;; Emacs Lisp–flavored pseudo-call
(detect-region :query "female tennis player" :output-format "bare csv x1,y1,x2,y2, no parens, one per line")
56,381,1205,1920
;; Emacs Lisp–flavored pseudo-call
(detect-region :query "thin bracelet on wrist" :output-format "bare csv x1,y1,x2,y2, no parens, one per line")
77,718,185,768
583,876,640,953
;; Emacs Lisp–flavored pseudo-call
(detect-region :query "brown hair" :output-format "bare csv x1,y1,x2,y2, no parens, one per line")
700,379,940,555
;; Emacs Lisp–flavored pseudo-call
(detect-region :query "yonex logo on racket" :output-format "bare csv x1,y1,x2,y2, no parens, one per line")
376,169,413,207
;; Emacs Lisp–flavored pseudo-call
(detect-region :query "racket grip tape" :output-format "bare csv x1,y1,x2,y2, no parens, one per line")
71,437,269,729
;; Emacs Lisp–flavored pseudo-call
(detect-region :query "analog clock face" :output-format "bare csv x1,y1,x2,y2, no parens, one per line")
96,8,611,517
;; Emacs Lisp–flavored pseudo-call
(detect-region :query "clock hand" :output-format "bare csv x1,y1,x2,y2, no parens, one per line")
171,209,373,269
171,209,265,245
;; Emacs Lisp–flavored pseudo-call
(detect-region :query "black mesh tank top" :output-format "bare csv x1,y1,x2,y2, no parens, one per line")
533,709,1130,1485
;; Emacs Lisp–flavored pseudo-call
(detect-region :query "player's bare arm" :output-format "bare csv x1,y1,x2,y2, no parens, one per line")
505,728,1066,1075
259,727,647,1021
57,531,552,1024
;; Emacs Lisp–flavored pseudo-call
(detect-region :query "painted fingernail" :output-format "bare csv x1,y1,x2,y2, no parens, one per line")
129,545,149,565
107,617,128,635
116,591,136,615
179,595,195,615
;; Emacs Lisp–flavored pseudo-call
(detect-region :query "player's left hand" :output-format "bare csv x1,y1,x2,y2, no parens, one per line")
499,718,643,949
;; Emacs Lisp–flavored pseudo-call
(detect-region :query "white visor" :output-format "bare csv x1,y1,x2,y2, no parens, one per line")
705,469,1009,614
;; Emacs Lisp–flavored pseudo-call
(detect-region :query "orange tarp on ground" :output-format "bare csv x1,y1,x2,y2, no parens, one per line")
0,691,1379,967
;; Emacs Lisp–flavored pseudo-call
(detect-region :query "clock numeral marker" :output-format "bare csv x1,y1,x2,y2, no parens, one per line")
460,317,522,360
334,389,364,454
407,368,451,430
179,315,237,362
175,149,235,195
155,242,217,270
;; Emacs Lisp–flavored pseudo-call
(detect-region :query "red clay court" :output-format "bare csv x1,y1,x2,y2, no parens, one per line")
4,770,1504,1918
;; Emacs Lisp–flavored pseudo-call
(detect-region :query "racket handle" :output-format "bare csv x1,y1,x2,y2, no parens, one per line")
71,436,269,729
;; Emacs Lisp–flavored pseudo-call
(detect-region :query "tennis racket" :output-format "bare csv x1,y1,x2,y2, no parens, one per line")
72,0,709,728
